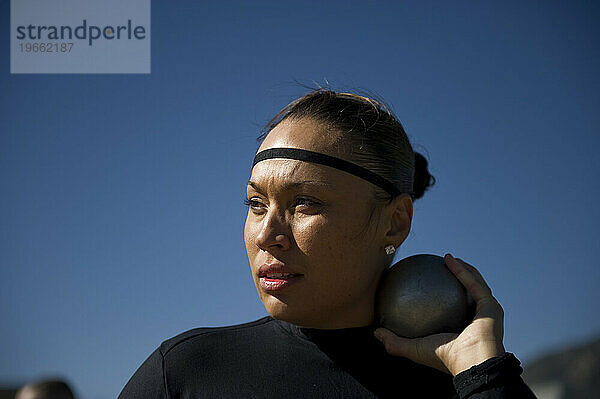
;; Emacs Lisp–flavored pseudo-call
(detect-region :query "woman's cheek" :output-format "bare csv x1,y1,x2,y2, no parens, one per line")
243,221,261,265
293,218,334,254
243,216,253,245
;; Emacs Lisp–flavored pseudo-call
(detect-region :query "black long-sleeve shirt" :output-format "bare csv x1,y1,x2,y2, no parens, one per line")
119,316,536,398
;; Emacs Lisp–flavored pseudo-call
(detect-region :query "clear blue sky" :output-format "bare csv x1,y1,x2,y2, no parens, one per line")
1,1,599,398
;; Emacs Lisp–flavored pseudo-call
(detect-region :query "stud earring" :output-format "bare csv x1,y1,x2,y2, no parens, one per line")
384,245,396,255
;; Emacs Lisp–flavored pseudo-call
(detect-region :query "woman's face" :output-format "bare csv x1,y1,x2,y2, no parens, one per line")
244,118,410,329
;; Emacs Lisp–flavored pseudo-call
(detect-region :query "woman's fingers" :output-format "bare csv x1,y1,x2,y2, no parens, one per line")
445,254,505,321
373,328,452,374
444,254,492,302
455,258,491,292
373,328,413,358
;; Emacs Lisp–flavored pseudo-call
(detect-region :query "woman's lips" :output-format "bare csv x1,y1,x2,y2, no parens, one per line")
257,263,303,291
259,275,303,291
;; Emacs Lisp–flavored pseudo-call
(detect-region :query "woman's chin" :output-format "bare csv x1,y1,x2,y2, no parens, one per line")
262,295,290,317
261,295,310,324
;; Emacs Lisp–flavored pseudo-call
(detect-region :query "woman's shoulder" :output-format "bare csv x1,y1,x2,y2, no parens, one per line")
119,316,280,398
158,315,277,357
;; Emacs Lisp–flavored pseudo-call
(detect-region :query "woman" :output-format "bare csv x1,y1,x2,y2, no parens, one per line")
119,89,536,398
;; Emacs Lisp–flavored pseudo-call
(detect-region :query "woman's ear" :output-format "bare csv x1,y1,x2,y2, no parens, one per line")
384,194,413,247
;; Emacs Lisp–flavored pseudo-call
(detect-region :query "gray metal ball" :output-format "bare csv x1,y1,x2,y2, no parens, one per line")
376,254,475,338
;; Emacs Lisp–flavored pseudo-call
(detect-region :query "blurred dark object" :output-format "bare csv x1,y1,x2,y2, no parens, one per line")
523,335,600,399
14,380,75,399
0,388,19,399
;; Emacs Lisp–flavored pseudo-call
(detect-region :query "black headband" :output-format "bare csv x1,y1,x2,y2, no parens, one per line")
252,147,409,198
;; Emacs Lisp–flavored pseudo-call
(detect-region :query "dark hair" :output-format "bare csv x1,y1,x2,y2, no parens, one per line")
257,89,435,208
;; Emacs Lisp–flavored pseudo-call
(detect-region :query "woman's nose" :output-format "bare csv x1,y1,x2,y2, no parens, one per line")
255,209,291,252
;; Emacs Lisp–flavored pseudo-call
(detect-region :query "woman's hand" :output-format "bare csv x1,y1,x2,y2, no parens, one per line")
374,254,506,376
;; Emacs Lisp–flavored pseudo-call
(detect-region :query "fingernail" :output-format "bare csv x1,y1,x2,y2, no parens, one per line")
373,330,383,341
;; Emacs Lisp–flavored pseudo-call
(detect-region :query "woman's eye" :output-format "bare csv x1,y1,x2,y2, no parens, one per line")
243,197,265,211
293,197,320,211
294,198,314,206
243,196,321,214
